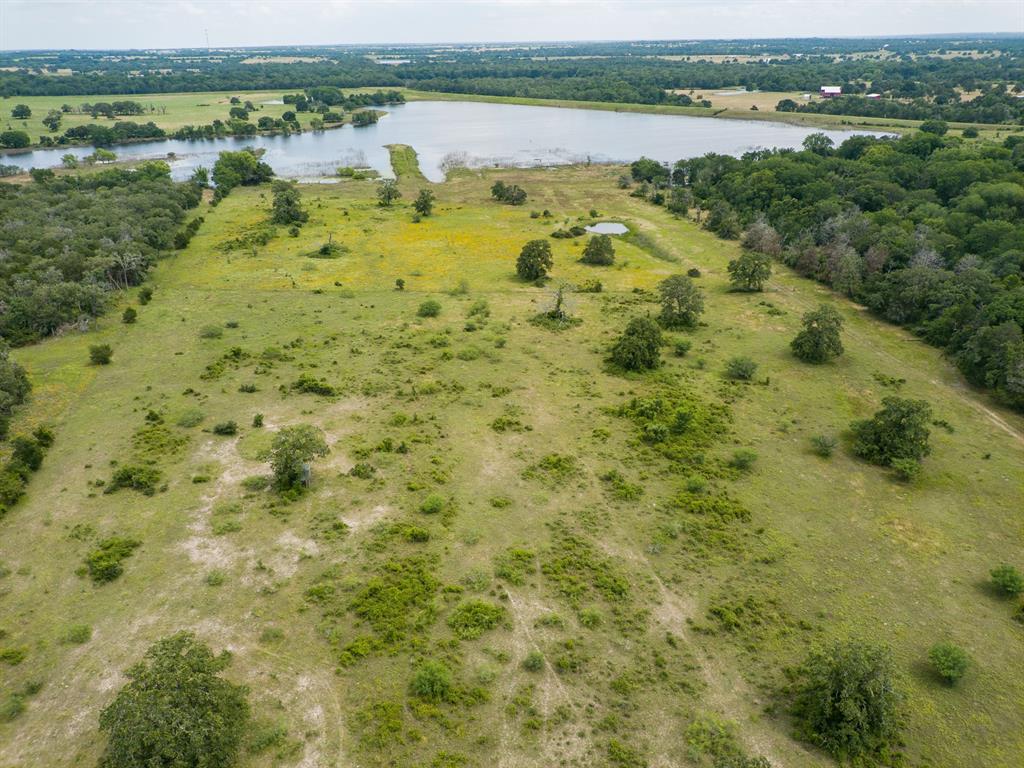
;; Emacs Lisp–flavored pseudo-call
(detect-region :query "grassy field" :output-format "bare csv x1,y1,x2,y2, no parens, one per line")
0,88,395,144
0,163,1022,768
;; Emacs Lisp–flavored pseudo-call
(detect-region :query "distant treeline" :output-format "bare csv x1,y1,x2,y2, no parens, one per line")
663,131,1024,410
0,164,201,344
2,46,1022,122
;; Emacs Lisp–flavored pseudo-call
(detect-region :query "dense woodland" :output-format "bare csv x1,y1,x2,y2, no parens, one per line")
0,164,201,344
642,129,1024,410
1,38,1022,123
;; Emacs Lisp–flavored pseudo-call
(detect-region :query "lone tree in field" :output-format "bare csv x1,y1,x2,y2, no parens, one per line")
270,180,308,226
581,234,615,265
792,640,903,761
270,424,329,491
98,632,250,768
657,274,704,329
413,188,436,217
791,304,845,363
517,239,553,281
727,250,773,291
610,317,662,371
377,179,402,207
851,397,932,467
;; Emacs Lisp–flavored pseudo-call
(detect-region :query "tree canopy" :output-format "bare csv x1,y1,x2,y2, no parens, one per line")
791,304,845,363
657,275,705,329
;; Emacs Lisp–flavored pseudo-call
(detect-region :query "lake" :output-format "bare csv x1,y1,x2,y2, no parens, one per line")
1,100,889,183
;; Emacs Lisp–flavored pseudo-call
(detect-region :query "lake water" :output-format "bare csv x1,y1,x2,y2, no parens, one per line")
586,222,629,234
1,100,889,183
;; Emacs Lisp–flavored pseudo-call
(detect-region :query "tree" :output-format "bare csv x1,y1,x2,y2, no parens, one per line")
727,251,772,291
42,111,62,132
270,180,308,225
792,640,903,761
211,149,273,197
377,179,401,207
413,188,435,217
61,153,78,168
920,119,949,136
122,307,137,324
269,424,329,491
11,104,31,119
851,397,932,466
581,234,615,265
791,304,845,363
98,632,250,768
928,642,970,685
657,274,704,328
610,317,662,371
516,240,553,281
282,110,296,122
0,130,30,149
802,132,835,155
725,356,758,380
740,219,782,256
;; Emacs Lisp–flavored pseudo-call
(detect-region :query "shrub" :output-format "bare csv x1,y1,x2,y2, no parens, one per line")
177,408,204,428
729,449,758,470
410,660,453,702
99,632,249,768
851,397,932,467
657,274,704,328
419,493,445,515
89,344,113,365
84,537,141,583
447,600,506,639
687,267,701,278
417,300,442,318
791,304,844,364
106,465,161,495
199,324,224,339
792,640,903,761
138,287,153,305
725,356,758,381
928,642,970,685
121,307,137,324
891,458,922,482
212,421,238,436
292,373,337,396
581,234,615,265
673,340,692,357
62,624,93,644
990,564,1024,596
810,434,837,457
517,239,553,281
522,651,544,672
610,317,662,371
252,413,264,428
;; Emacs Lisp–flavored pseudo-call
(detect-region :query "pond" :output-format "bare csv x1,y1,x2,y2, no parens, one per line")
585,222,629,235
1,100,890,183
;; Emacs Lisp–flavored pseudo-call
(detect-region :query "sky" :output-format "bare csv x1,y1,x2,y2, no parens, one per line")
1,0,1022,51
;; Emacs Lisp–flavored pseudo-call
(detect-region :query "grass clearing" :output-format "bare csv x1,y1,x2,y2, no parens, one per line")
0,164,1021,767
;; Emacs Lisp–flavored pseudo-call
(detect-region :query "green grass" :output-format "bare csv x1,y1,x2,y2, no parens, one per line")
0,165,1021,767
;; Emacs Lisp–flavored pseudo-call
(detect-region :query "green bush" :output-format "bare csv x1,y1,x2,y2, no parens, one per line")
581,234,615,265
84,537,141,583
725,356,758,381
269,424,329,491
891,457,922,482
810,434,837,457
62,624,93,644
522,651,544,672
121,307,137,324
417,299,442,318
928,641,970,685
106,465,161,495
990,564,1023,596
673,339,692,357
410,660,453,702
212,421,238,436
447,600,506,639
419,493,445,515
791,304,844,363
199,324,224,339
729,449,758,471
89,344,113,365
177,408,204,428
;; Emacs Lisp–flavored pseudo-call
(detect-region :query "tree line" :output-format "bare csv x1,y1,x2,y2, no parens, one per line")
653,129,1024,411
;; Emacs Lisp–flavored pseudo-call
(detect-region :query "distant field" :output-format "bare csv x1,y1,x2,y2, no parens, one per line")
1,162,1021,767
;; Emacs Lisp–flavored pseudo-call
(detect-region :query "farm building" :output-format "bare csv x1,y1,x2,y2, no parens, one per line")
820,85,842,98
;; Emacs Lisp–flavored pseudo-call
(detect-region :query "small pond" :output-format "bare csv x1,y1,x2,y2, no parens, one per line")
585,222,629,235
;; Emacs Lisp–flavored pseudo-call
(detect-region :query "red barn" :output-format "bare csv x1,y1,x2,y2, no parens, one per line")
820,86,842,98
